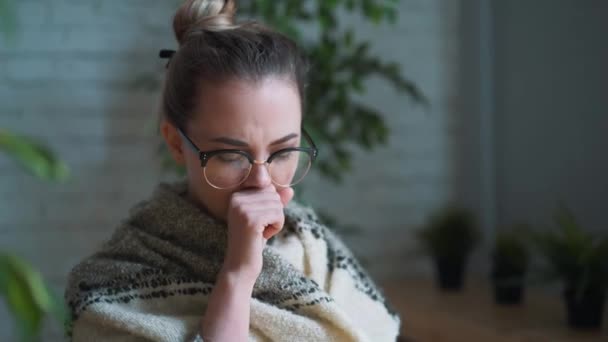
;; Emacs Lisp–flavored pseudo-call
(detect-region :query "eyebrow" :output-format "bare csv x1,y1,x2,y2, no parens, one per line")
210,133,299,147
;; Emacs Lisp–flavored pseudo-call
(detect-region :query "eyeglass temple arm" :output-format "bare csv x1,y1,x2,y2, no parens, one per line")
302,128,318,161
177,128,202,154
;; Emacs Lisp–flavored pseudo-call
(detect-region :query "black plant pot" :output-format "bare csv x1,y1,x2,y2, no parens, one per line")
434,256,466,291
491,267,526,305
563,287,606,330
493,280,524,305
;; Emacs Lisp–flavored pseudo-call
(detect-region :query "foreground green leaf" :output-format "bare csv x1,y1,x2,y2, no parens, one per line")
0,129,70,182
0,253,68,341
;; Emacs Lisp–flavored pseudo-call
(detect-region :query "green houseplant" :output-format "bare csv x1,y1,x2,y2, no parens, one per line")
417,206,480,291
491,228,529,305
532,206,608,330
0,0,17,42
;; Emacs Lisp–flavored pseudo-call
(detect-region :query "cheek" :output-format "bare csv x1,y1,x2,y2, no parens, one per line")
203,189,233,221
187,170,234,221
183,150,201,172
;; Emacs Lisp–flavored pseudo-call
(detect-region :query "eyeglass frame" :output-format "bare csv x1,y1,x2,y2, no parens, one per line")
177,126,318,188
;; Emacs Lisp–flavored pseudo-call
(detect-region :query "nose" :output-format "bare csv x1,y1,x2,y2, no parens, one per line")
243,160,272,189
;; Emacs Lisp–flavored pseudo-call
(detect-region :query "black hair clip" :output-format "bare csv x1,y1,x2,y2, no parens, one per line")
159,49,177,68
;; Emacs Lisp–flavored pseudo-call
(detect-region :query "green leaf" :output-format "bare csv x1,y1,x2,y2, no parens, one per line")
0,0,18,43
345,0,355,11
318,13,333,31
360,0,386,24
324,0,340,11
0,253,67,340
493,228,530,272
256,0,276,21
531,205,608,292
343,30,354,47
417,206,481,258
0,129,70,182
385,7,398,24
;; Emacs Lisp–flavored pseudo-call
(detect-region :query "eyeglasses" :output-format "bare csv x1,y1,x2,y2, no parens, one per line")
178,127,318,189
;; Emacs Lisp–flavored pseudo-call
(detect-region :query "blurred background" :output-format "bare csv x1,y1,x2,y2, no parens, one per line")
1,0,607,341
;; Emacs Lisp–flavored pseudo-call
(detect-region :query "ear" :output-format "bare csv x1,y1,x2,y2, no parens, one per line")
160,120,186,165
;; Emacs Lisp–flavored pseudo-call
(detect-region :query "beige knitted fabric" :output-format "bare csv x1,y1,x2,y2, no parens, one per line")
65,181,400,341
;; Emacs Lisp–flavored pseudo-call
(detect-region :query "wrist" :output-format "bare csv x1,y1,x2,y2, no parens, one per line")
218,269,257,290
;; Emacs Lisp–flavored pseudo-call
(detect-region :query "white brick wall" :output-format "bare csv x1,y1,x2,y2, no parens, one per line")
0,0,460,339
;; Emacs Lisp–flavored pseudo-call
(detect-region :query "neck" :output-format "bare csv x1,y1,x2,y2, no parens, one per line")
185,186,226,224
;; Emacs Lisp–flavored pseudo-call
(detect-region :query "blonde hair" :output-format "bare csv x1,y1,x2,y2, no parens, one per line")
173,0,238,43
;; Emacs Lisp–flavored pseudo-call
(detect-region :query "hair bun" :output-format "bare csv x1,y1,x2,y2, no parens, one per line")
173,0,237,45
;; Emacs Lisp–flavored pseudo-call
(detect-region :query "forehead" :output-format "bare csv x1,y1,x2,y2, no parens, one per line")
188,77,302,139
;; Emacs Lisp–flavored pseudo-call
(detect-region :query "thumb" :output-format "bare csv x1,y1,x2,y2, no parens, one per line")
277,187,294,207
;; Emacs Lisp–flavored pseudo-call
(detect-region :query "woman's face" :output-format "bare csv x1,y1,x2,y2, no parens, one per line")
161,77,302,221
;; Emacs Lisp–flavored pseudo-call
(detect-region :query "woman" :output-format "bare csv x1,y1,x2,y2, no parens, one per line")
65,0,400,340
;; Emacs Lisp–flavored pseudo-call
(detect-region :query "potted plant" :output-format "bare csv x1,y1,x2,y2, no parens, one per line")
532,206,608,330
417,206,480,291
491,229,529,305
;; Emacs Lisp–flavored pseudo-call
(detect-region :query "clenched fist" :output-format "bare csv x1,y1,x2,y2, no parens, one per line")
220,186,294,284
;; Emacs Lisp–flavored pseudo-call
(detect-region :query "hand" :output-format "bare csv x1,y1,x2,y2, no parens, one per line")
221,186,294,284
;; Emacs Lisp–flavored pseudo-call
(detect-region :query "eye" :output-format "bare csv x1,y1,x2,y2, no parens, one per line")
274,152,292,161
271,149,298,162
217,153,243,163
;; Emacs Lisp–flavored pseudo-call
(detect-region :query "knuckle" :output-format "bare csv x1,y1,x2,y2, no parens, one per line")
236,206,248,218
229,195,241,207
243,214,257,228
